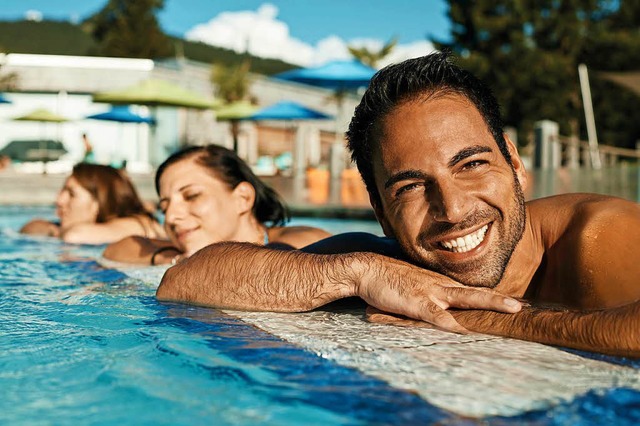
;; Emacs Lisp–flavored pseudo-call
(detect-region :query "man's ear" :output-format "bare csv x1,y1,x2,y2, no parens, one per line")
369,192,395,238
232,181,256,215
504,133,527,191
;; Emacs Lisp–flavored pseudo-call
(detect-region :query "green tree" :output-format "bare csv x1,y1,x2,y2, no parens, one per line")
579,1,640,149
432,1,640,149
211,59,254,152
211,59,252,103
348,38,397,68
0,48,18,90
83,0,172,59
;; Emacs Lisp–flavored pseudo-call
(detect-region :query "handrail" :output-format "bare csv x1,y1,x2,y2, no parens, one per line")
557,135,640,159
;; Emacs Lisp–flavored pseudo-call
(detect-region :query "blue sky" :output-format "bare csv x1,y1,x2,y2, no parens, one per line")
0,0,451,66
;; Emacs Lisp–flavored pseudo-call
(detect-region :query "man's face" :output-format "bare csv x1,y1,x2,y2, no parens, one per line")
371,94,527,288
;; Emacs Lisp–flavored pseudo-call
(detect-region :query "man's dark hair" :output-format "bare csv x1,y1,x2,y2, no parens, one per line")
346,51,510,206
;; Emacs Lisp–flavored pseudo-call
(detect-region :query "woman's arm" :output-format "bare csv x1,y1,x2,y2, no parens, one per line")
61,216,158,245
103,236,177,264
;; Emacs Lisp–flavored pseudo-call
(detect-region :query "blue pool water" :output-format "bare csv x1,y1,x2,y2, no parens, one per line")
1,206,639,425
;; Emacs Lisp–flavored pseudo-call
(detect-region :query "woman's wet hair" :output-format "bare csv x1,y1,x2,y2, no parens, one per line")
155,145,290,226
346,50,509,206
71,163,151,223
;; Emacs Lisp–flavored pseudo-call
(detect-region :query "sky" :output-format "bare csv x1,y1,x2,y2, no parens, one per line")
0,0,451,67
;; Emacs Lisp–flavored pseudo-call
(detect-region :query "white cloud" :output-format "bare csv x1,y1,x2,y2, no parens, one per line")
25,10,43,22
185,3,436,68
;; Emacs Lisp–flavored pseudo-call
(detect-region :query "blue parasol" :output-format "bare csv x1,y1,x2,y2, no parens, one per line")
86,106,155,167
275,60,376,90
86,105,155,124
276,60,376,179
0,93,11,104
250,101,332,177
249,101,332,121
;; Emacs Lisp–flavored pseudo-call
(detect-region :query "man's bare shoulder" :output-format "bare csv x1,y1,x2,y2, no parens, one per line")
530,193,640,308
527,193,638,243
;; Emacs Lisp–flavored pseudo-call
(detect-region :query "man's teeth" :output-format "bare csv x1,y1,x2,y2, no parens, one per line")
440,225,488,253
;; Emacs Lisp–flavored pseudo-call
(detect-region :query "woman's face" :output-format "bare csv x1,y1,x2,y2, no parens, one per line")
55,175,99,228
158,159,248,256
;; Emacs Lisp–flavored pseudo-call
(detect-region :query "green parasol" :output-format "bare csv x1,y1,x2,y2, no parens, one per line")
14,108,70,123
12,108,70,168
213,101,260,153
214,100,259,121
92,79,219,109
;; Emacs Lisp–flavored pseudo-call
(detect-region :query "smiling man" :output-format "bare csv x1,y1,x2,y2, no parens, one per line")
157,52,640,357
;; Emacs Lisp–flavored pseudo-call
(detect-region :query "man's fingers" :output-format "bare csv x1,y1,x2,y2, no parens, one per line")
420,307,469,333
367,304,469,334
441,286,521,313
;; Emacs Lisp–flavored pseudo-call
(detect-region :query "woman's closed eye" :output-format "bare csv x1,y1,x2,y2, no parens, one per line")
183,192,201,202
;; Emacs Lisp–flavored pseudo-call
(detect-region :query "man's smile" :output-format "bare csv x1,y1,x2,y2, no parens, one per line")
437,223,490,253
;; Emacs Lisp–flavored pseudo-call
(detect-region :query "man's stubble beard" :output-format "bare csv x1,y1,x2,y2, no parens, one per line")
405,173,527,288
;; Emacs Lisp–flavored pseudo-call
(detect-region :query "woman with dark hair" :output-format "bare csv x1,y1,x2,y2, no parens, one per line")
21,163,165,244
103,145,330,265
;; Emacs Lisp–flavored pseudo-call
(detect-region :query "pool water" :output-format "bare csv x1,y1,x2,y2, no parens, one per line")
1,206,639,425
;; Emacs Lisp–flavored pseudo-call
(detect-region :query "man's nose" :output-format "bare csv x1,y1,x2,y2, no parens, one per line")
427,179,473,223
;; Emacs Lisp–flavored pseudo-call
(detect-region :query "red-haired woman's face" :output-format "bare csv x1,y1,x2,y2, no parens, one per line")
55,176,99,228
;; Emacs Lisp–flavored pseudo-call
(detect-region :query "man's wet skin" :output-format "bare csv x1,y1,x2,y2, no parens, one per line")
371,94,530,290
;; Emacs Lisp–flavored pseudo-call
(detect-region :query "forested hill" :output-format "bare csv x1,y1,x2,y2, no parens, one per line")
0,20,297,75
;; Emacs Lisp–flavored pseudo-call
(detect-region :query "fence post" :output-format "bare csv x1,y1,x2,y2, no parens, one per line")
566,134,580,169
534,120,560,169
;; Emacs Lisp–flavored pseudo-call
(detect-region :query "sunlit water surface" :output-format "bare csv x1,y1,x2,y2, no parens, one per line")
1,206,639,425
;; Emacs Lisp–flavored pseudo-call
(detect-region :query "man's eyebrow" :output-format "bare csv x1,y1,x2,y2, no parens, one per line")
384,169,429,189
448,145,493,167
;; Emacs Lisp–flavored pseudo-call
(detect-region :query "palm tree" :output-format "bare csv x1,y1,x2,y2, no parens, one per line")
0,49,18,91
348,38,397,68
211,59,253,152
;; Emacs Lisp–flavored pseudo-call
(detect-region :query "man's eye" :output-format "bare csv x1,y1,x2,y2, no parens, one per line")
395,183,422,196
462,160,486,170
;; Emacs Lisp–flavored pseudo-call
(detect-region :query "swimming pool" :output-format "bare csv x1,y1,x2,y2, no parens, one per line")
2,206,639,425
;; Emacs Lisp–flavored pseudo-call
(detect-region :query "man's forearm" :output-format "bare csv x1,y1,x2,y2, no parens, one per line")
452,302,640,357
156,242,360,311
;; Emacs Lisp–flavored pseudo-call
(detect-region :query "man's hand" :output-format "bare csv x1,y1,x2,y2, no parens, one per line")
366,306,440,329
355,256,522,333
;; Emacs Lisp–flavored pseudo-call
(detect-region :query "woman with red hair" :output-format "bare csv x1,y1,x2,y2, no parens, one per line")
21,163,165,244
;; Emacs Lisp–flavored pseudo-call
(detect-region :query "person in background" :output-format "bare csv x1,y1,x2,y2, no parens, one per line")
103,145,331,265
0,155,11,171
20,163,165,244
82,133,95,163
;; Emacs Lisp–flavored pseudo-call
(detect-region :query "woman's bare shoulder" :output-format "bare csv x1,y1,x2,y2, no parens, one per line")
268,226,332,249
20,219,60,237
